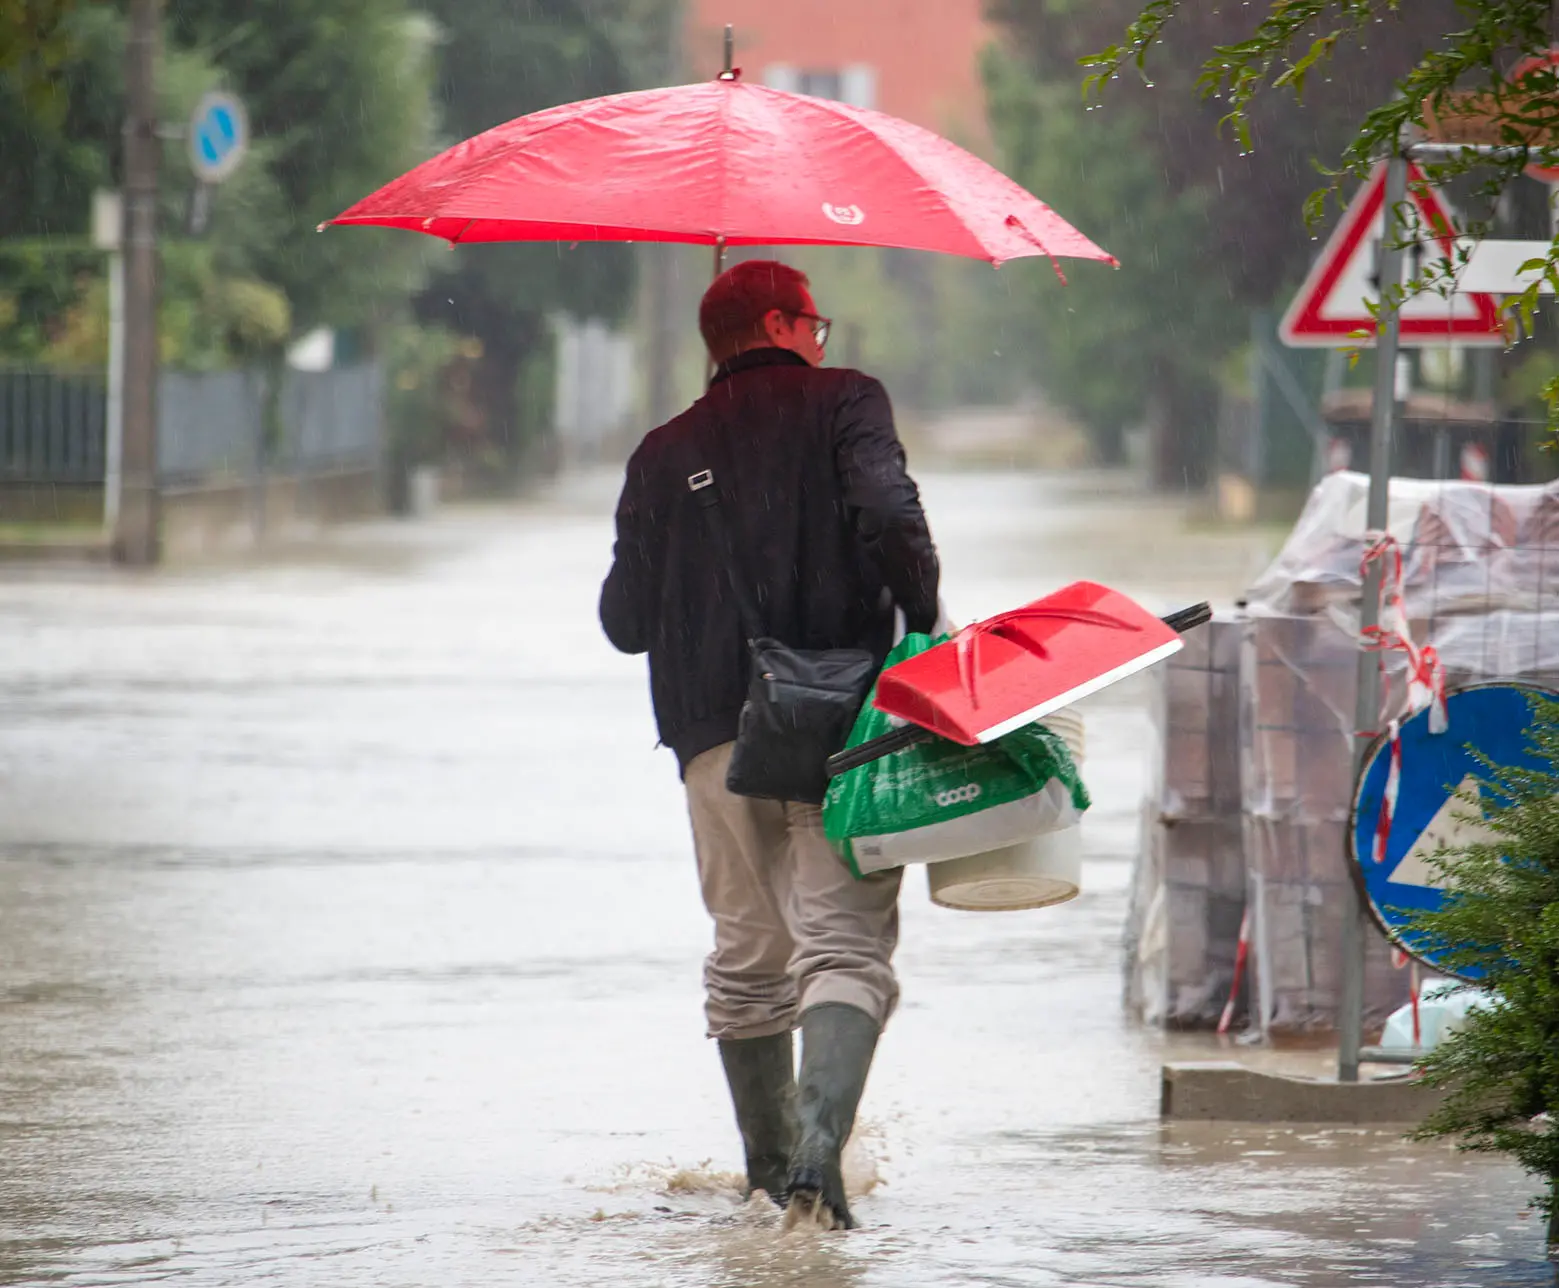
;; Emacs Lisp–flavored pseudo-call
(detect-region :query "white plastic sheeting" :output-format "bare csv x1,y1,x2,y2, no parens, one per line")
1132,471,1559,1033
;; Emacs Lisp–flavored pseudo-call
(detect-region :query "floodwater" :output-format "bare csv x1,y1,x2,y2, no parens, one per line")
0,469,1549,1287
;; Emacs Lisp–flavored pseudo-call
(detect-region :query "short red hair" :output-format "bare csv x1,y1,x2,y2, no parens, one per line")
699,259,812,363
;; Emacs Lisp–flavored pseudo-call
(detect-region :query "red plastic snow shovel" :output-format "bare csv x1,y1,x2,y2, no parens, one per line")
825,583,1211,778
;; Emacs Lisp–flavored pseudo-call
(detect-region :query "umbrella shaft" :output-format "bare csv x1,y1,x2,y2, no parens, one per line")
704,238,729,385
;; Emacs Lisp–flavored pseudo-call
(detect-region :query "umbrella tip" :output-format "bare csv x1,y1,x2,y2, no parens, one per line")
719,23,740,80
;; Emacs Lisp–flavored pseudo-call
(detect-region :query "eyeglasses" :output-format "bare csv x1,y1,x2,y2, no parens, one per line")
791,312,832,346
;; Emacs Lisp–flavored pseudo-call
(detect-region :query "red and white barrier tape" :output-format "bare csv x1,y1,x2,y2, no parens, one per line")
1218,907,1252,1036
1389,945,1422,1044
1360,532,1448,866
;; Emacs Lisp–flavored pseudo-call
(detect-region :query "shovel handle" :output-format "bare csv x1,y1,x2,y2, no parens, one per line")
824,602,1213,781
824,722,937,778
1161,601,1213,635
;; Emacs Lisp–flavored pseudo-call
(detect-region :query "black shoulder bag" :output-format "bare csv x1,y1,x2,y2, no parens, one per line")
685,462,875,804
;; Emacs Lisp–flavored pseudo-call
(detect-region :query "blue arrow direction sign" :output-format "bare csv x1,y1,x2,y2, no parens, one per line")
189,91,249,183
1350,683,1553,978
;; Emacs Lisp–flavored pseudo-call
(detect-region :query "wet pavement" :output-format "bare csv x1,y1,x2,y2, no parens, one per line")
0,469,1550,1286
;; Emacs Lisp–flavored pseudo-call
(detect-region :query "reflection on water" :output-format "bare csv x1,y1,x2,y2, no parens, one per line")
0,473,1551,1286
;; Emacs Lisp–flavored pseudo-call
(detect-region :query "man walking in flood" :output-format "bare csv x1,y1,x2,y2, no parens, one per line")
598,259,940,1229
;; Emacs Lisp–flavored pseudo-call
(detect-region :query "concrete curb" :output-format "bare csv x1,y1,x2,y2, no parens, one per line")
1161,1061,1447,1124
0,538,112,565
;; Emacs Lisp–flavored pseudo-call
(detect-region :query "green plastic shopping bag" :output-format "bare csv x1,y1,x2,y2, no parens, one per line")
822,632,1090,878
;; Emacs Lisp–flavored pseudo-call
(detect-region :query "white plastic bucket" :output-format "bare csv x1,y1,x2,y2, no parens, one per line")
1036,706,1086,764
926,708,1086,912
927,827,1083,910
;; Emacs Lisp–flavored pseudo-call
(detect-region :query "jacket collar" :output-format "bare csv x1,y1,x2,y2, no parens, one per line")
710,346,810,387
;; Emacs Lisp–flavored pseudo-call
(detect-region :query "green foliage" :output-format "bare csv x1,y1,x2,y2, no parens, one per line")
1404,694,1559,1238
157,246,293,368
0,239,99,360
985,1,1450,479
577,0,683,89
1082,1,1559,431
415,0,633,329
0,0,78,121
410,0,634,472
165,0,441,338
980,38,1231,472
381,320,462,466
1,0,440,368
0,3,120,243
4,0,645,480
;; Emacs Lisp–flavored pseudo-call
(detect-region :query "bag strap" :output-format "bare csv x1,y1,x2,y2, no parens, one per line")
686,459,766,642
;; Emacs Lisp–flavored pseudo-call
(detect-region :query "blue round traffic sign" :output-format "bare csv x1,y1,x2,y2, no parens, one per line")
1349,683,1553,978
189,91,249,183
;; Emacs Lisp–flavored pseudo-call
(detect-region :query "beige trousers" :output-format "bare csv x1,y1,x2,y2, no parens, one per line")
684,742,903,1041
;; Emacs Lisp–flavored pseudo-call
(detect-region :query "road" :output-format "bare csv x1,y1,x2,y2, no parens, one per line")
0,469,1545,1286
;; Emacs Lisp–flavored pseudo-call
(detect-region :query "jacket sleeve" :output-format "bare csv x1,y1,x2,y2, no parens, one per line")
833,376,941,634
599,443,660,655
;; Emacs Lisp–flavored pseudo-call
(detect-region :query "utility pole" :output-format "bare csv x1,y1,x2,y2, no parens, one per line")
118,0,161,565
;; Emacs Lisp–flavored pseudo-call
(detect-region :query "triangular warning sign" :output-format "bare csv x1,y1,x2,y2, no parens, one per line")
1279,162,1506,348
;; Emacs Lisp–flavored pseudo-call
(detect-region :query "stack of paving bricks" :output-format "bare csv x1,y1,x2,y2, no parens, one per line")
1125,613,1246,1027
1133,474,1559,1033
1235,474,1559,1031
1238,613,1412,1032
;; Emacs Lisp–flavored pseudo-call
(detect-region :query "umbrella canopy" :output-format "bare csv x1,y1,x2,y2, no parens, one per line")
327,75,1114,269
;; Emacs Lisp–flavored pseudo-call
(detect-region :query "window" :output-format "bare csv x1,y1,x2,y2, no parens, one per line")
797,70,842,101
762,63,876,110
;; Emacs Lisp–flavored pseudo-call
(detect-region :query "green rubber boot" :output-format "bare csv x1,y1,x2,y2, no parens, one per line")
717,1031,796,1202
785,1002,880,1231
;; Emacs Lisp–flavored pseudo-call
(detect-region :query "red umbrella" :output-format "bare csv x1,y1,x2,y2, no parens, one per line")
326,73,1114,272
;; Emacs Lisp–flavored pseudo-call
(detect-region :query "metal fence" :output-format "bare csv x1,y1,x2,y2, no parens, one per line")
157,369,265,482
0,370,107,483
0,364,382,487
275,364,383,473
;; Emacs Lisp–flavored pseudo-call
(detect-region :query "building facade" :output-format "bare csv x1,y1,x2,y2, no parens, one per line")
686,0,993,145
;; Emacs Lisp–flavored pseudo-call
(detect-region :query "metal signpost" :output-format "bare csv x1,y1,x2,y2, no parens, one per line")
1330,139,1549,1081
1336,152,1408,1083
187,91,249,236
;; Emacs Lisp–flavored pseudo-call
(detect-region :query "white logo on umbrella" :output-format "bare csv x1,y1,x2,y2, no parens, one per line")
822,203,865,226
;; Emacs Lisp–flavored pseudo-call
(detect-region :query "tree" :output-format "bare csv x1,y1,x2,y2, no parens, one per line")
165,0,440,342
981,39,1231,478
2,0,439,366
1401,694,1559,1257
986,0,1460,483
0,3,293,369
411,0,634,481
0,0,78,117
1083,0,1559,426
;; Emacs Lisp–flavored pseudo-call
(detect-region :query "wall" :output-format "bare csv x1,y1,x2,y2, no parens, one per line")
160,468,382,560
686,0,993,146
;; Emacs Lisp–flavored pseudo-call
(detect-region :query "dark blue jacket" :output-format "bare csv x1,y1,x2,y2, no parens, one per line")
599,348,940,773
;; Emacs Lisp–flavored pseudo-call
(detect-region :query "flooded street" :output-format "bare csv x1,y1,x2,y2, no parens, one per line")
0,469,1549,1287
